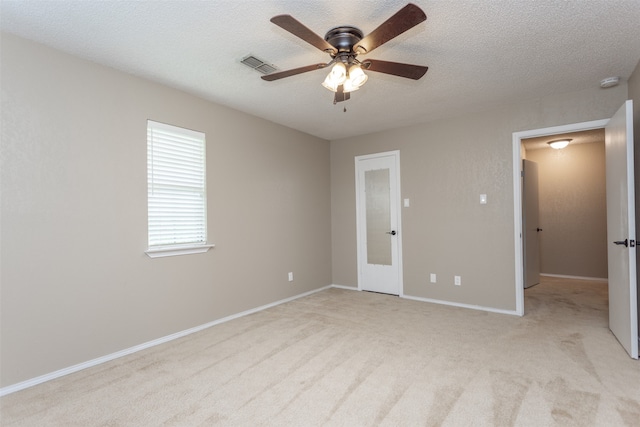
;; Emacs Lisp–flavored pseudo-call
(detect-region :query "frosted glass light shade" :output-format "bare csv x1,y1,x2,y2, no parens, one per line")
321,62,347,92
343,78,360,93
548,139,571,149
322,74,339,92
348,64,368,88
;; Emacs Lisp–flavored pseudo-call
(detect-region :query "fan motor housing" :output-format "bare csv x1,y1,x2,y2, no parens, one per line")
324,26,363,54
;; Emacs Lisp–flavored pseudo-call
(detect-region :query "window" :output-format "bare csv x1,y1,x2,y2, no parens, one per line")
145,120,213,258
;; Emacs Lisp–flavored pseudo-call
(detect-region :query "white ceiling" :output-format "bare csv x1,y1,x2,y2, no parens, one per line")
523,129,604,151
2,0,640,141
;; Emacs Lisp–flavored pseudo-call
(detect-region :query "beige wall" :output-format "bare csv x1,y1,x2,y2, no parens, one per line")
0,34,331,387
526,142,607,278
331,85,627,311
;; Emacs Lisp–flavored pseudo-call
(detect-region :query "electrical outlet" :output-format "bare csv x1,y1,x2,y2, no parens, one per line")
288,272,294,282
430,273,436,283
454,276,461,286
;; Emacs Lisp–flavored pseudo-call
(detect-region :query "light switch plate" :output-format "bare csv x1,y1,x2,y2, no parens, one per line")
404,198,410,207
480,194,487,204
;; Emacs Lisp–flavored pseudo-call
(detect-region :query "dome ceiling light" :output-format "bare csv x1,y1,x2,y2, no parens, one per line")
547,139,572,149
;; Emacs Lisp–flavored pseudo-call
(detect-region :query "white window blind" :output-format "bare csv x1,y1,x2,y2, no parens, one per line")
147,120,208,251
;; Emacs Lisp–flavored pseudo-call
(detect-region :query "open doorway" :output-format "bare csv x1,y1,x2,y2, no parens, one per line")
522,128,608,284
513,105,638,359
520,130,609,327
511,119,609,315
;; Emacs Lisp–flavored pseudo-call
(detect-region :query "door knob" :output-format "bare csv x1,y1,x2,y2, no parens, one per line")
536,228,543,232
386,230,397,235
614,239,629,247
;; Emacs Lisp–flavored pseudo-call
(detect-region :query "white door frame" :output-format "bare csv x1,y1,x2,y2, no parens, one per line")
512,119,610,315
355,150,404,296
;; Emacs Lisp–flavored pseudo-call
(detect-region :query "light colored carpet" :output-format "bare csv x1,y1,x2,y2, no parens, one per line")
1,277,639,426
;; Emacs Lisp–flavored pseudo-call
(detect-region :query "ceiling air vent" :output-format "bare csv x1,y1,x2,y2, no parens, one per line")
241,55,278,75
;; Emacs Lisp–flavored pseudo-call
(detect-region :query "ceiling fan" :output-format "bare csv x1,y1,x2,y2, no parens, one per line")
262,3,428,104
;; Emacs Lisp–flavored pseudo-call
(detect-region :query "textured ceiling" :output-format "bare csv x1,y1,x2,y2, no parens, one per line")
2,0,640,141
523,129,604,151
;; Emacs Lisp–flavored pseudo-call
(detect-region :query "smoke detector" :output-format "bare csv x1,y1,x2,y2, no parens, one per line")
600,76,620,88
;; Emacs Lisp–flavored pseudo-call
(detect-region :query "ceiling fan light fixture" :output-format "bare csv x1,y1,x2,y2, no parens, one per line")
321,74,339,92
337,64,368,93
342,78,360,93
265,3,428,103
322,62,347,92
348,64,368,88
547,139,571,149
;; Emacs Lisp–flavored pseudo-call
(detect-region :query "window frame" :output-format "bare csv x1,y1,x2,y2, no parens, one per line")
145,120,214,258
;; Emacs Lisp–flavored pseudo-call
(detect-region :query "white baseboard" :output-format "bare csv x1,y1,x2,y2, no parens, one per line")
331,285,517,316
0,285,331,397
330,284,358,291
540,273,608,282
402,294,520,316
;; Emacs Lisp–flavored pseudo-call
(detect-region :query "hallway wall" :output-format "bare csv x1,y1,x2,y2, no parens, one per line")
526,141,607,278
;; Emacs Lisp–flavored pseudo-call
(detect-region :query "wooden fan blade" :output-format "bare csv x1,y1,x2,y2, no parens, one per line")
354,3,426,54
271,15,337,54
361,59,428,80
261,63,329,81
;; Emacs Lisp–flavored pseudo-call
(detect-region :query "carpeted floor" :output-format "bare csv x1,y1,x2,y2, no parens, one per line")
1,277,639,426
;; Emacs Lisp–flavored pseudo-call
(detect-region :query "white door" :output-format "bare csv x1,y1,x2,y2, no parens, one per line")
355,151,402,295
523,159,541,288
605,100,638,359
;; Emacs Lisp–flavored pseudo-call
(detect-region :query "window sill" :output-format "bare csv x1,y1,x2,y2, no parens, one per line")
145,244,215,258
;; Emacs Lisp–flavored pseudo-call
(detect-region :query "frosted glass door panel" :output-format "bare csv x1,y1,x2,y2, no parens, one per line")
365,169,391,265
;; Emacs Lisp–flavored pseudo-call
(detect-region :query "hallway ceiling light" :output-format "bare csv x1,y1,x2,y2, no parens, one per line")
547,139,572,149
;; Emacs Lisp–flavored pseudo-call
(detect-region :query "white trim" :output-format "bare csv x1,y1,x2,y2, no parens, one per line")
332,285,517,315
513,133,525,315
402,294,519,316
540,273,608,282
0,285,330,397
330,284,359,291
512,119,610,317
145,244,215,258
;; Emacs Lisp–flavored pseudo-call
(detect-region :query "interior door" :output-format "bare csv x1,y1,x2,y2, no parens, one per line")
355,151,402,295
605,99,638,359
523,159,541,288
